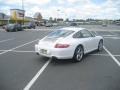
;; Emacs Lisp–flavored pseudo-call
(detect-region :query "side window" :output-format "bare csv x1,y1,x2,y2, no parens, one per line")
80,30,93,38
73,31,82,38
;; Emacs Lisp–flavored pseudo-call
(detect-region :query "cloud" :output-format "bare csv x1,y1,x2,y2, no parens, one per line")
25,0,51,5
5,0,51,5
0,6,10,15
1,0,120,19
5,0,21,5
57,0,65,4
67,0,79,3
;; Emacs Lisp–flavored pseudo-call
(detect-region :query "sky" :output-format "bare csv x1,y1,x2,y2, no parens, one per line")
0,0,120,20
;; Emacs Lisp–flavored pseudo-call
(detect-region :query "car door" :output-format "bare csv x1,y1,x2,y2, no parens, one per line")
80,30,97,52
73,30,91,53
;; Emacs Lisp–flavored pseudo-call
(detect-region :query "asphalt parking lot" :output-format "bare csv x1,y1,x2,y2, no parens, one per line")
0,25,120,90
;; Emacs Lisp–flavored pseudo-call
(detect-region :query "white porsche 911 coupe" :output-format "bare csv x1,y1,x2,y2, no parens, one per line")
35,27,103,62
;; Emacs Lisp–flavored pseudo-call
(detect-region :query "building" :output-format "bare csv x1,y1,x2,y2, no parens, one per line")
0,13,10,25
10,9,25,20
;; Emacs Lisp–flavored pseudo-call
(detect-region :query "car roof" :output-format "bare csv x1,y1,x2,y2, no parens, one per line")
61,27,85,32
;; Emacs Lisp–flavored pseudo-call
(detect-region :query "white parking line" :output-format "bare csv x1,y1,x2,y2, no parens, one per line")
13,50,35,53
89,30,120,31
0,50,35,52
89,53,109,56
103,46,120,67
24,59,52,90
109,31,119,36
25,29,120,32
1,49,120,57
102,35,117,37
114,55,120,57
0,50,8,51
0,38,14,43
0,39,39,55
104,37,120,39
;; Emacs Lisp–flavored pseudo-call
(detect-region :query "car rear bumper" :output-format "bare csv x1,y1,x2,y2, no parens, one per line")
35,44,74,59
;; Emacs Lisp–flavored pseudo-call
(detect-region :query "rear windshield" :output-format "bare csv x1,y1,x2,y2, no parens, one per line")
47,30,74,38
7,24,15,28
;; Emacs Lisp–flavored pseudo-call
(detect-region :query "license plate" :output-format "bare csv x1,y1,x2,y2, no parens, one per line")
40,49,47,54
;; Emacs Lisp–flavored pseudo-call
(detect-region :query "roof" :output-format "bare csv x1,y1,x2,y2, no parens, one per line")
61,27,85,32
10,9,25,12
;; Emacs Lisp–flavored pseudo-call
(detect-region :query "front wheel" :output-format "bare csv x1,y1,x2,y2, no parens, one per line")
98,40,103,51
73,46,84,62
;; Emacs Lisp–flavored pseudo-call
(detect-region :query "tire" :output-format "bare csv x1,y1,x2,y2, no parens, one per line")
98,40,103,51
73,45,84,62
52,56,57,61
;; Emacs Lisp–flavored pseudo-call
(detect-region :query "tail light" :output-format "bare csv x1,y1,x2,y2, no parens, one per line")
55,44,70,48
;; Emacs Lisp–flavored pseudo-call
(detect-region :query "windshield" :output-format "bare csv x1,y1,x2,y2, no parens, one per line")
8,24,14,26
47,30,74,38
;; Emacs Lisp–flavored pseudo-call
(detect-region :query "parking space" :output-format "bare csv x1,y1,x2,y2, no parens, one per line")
15,41,37,51
96,31,120,55
0,51,3,53
0,31,50,50
104,38,120,55
111,31,120,36
95,31,114,36
115,56,120,62
0,25,120,90
31,55,120,90
0,52,48,90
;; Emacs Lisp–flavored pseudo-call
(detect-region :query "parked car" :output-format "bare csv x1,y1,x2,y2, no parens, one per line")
22,22,36,29
35,27,103,62
52,23,58,26
45,23,53,27
22,24,29,29
5,24,23,32
70,23,77,26
28,22,36,29
102,23,107,27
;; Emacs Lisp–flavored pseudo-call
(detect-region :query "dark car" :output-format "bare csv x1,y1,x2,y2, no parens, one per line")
5,24,23,32
28,22,36,29
22,24,29,29
70,23,77,26
22,22,36,29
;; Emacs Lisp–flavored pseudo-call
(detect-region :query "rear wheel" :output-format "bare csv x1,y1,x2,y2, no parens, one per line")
73,45,84,62
98,40,103,51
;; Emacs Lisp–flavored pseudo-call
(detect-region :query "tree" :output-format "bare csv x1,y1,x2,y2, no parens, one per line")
53,18,57,23
1,13,5,19
13,11,17,23
49,17,53,21
34,12,42,21
65,18,69,22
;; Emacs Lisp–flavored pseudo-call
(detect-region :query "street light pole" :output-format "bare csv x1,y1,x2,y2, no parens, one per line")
22,0,24,25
